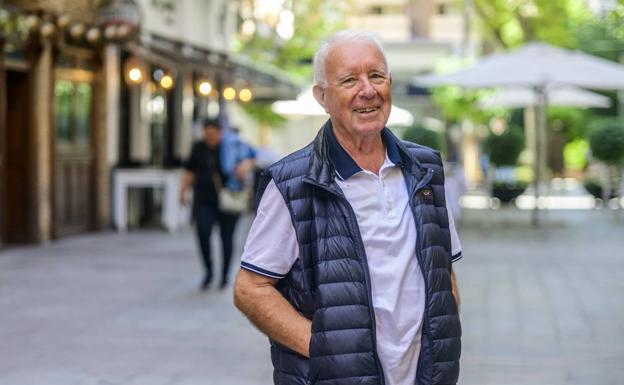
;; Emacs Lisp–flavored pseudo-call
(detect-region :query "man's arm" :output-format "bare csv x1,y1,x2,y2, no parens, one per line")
450,266,461,311
234,269,312,357
234,158,255,181
180,170,194,205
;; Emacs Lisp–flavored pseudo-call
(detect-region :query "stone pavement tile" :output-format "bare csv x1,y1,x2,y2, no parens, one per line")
456,209,624,385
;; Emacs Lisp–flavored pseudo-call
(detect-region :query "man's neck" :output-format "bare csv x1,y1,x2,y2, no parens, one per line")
332,128,386,175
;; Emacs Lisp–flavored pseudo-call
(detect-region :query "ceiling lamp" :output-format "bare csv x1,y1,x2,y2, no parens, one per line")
223,86,236,101
197,80,213,96
238,88,253,102
160,73,174,90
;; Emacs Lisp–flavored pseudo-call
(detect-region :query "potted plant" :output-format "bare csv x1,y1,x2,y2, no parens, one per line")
586,118,624,200
483,125,528,203
402,124,443,151
583,178,617,200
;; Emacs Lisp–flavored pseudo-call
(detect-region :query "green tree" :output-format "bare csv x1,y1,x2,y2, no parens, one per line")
576,1,624,62
431,86,493,125
548,107,593,141
235,0,347,83
472,0,592,50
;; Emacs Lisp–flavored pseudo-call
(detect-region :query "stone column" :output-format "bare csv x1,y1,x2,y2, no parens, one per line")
129,80,150,162
92,43,120,229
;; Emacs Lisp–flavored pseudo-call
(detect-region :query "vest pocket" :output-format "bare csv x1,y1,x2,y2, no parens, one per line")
307,333,320,385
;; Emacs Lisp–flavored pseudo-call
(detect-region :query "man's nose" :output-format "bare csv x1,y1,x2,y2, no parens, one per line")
358,78,376,98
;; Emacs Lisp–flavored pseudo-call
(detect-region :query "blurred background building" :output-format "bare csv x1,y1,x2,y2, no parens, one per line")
346,0,479,116
1,0,623,245
0,0,299,245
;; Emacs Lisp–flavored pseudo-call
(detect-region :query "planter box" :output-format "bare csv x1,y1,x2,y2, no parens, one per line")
491,182,528,203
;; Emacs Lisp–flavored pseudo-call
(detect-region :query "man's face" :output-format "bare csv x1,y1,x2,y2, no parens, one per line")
203,125,221,147
314,40,392,139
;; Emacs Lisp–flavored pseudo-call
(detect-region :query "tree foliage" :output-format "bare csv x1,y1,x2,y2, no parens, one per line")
473,0,592,50
431,86,494,125
432,1,622,151
234,0,347,82
576,1,624,62
232,0,347,126
240,102,287,127
548,107,593,141
429,2,592,130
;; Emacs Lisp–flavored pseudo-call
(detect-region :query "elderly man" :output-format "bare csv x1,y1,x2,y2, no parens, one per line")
234,30,462,385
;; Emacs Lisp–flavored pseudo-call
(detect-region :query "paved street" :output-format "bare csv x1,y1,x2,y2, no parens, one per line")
1,209,623,385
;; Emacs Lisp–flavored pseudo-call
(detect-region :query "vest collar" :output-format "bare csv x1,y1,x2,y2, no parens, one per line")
305,119,428,188
326,122,404,180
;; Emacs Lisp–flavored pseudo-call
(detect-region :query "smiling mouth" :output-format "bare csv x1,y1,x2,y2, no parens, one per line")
354,106,379,113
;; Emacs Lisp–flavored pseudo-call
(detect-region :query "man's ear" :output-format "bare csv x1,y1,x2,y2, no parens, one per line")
389,73,393,87
312,85,326,109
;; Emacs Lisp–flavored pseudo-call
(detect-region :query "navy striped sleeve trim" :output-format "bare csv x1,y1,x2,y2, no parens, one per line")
241,262,285,279
451,251,463,263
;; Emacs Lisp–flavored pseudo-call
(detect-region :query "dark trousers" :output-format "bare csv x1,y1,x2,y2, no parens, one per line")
194,202,239,283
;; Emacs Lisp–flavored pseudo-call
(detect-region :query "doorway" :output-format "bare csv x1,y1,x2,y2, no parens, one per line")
53,71,95,237
1,69,35,243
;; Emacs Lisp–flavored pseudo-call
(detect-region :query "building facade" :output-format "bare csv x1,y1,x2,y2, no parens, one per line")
0,0,298,245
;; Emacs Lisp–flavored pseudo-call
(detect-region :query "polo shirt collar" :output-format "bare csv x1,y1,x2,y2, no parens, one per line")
326,124,403,180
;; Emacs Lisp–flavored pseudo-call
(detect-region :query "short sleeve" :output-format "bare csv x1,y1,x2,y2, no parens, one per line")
240,180,300,278
446,197,462,263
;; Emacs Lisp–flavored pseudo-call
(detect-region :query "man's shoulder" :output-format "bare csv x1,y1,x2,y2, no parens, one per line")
268,143,315,179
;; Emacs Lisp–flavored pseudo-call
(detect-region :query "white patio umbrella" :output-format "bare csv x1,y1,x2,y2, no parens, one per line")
272,87,415,126
413,42,624,225
415,42,624,90
479,86,611,109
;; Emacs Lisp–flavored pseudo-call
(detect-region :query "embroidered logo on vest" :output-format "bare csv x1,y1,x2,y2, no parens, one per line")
420,188,434,203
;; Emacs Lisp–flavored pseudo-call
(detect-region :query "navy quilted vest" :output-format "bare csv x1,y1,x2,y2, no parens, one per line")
258,122,461,385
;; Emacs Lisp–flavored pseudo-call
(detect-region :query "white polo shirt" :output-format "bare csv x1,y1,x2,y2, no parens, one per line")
241,130,461,385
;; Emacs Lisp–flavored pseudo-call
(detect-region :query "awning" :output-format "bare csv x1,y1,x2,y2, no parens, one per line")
125,33,301,101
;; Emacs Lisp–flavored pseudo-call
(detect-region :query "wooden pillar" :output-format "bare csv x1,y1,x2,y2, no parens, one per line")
92,51,108,230
91,43,120,230
31,39,54,241
0,38,6,246
174,69,194,160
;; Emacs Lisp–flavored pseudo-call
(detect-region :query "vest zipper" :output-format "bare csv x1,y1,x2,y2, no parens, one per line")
341,196,387,385
303,178,387,385
407,168,435,384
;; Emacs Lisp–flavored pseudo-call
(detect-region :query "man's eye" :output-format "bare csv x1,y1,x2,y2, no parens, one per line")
342,78,356,85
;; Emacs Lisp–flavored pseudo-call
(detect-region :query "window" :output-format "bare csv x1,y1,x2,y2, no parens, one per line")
54,79,92,147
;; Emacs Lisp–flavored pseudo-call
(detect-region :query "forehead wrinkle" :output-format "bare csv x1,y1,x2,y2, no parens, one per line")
332,62,387,82
326,41,387,74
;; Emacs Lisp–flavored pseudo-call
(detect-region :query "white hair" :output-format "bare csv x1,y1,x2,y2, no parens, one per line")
313,30,389,87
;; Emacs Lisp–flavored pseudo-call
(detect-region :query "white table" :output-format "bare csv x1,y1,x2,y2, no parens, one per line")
113,168,189,232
